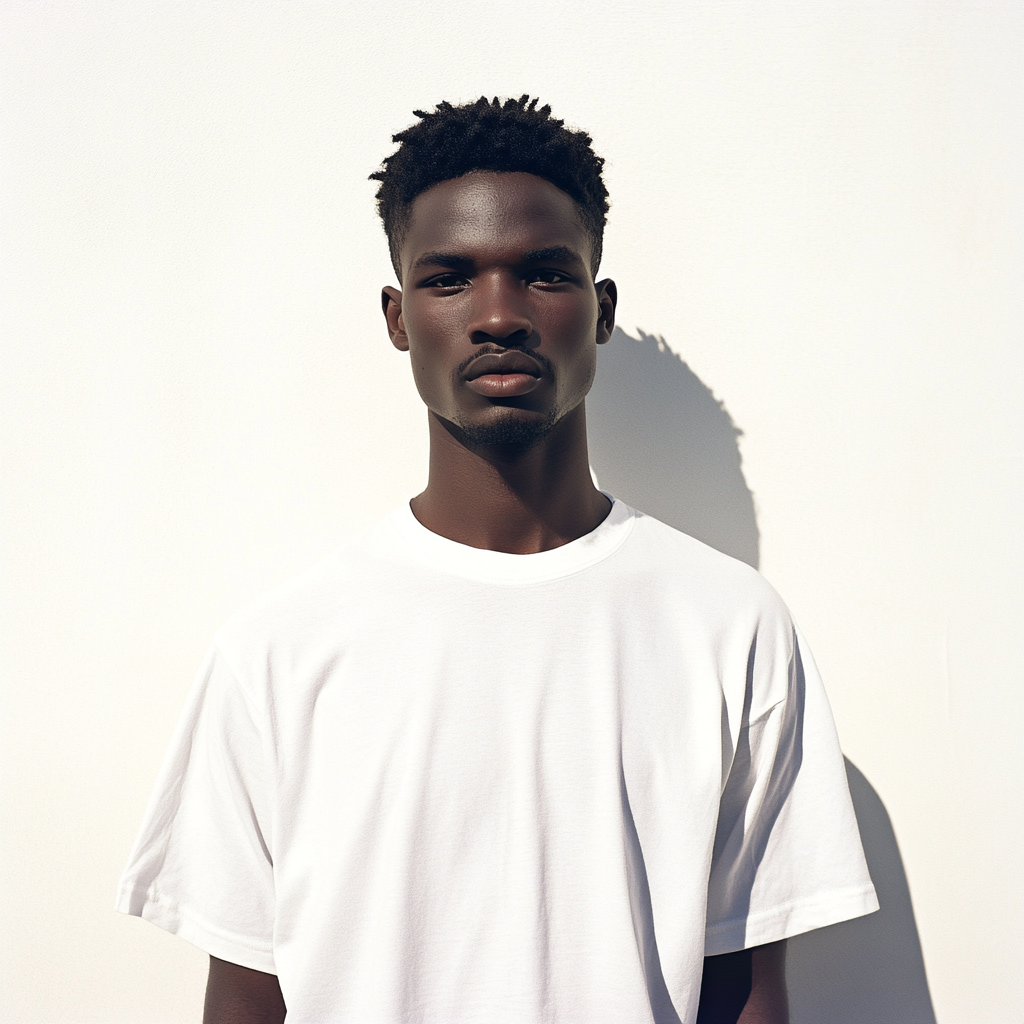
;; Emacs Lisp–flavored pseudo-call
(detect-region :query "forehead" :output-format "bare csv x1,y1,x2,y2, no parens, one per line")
400,171,591,275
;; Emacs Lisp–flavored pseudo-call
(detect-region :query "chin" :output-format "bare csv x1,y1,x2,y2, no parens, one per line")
455,409,557,451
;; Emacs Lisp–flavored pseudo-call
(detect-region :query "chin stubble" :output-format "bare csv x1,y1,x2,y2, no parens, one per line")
455,410,558,452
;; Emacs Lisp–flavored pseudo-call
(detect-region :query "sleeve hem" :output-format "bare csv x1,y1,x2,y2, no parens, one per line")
703,883,879,956
116,881,277,974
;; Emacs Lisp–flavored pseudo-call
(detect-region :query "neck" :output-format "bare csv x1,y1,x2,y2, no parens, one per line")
410,403,611,554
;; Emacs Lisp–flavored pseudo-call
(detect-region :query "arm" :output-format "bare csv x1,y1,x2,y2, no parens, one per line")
203,956,286,1024
696,940,788,1024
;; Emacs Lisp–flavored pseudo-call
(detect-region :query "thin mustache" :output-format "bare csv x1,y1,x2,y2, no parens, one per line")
456,345,554,379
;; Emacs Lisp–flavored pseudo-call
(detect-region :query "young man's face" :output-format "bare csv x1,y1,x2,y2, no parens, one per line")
382,171,616,449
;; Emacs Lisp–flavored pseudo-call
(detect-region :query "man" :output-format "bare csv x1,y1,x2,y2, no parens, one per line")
118,97,878,1024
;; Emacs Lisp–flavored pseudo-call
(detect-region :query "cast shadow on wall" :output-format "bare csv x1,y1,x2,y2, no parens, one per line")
587,328,936,1024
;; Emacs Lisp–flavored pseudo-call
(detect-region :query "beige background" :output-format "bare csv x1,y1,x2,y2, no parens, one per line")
2,2,1022,1021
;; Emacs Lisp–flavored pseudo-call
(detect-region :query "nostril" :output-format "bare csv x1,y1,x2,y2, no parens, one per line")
471,327,533,347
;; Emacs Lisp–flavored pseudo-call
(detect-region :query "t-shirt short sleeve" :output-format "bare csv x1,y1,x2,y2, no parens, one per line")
115,648,277,973
703,625,878,956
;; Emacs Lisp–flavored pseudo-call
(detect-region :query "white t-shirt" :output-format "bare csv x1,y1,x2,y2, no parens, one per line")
117,499,877,1024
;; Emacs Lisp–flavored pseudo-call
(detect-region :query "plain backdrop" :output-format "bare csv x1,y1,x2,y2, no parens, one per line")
2,2,1022,1022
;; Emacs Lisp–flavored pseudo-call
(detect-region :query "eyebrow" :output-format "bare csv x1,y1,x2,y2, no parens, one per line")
412,246,586,272
412,251,475,271
519,246,586,267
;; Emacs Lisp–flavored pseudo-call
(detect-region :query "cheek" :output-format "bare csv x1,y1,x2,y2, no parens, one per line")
566,348,598,403
401,305,457,391
548,290,598,337
407,347,446,407
547,296,599,384
402,296,463,346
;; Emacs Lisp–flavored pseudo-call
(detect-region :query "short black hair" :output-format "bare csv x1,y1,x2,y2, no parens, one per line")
370,96,609,279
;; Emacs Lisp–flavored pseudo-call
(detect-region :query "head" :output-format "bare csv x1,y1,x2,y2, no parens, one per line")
372,99,616,453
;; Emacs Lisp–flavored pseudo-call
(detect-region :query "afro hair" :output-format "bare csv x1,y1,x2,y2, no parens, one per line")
370,96,609,278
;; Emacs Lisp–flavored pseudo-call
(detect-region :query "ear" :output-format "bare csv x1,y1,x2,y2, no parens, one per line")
594,278,617,345
381,286,408,352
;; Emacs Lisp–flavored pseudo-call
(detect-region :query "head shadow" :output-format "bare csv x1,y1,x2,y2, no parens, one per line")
586,327,935,1023
587,328,759,568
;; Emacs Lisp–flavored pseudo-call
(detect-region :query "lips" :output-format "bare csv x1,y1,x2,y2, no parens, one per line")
463,351,545,398
463,352,544,381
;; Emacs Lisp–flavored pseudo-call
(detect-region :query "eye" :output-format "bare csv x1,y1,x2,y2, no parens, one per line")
425,273,468,290
527,269,571,285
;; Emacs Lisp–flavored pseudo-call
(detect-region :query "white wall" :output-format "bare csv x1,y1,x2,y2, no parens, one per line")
2,2,1021,1021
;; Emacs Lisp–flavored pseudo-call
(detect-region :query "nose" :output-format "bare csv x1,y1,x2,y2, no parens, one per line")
467,273,534,346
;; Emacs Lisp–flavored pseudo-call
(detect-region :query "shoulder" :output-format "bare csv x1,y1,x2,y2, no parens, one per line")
619,505,791,625
611,503,802,725
210,512,407,684
617,506,800,708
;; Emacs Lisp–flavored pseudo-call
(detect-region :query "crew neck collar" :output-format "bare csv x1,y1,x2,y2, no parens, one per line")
387,496,634,585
